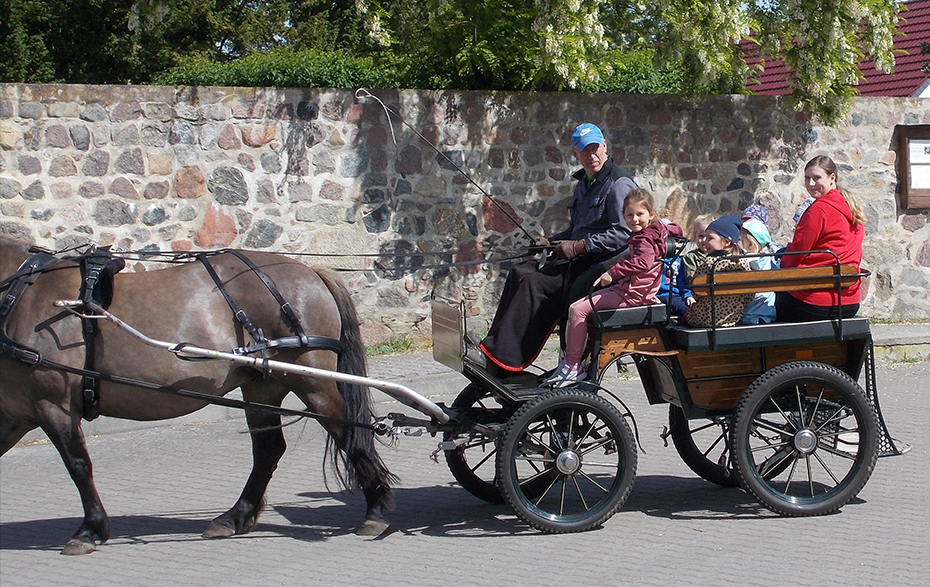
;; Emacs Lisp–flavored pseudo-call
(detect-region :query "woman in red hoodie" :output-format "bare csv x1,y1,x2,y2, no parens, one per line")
776,155,867,321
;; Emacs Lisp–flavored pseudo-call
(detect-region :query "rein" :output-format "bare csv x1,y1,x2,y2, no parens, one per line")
355,88,538,245
22,351,390,434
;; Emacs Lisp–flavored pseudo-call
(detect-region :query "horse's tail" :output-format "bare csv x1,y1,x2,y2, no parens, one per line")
315,269,397,497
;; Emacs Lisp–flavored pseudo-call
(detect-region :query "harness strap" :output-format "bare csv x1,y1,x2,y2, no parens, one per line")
28,353,386,433
0,252,58,365
227,250,311,344
79,246,124,421
197,252,342,377
197,253,265,346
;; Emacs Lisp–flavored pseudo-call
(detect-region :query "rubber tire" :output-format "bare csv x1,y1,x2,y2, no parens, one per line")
497,389,637,533
444,384,505,504
668,405,740,487
731,361,878,517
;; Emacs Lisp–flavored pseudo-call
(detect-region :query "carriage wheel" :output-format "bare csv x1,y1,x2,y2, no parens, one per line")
668,406,740,487
731,361,878,517
497,390,636,533
444,384,505,503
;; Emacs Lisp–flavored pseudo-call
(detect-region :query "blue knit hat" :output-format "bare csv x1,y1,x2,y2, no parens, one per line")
571,123,605,151
706,214,742,245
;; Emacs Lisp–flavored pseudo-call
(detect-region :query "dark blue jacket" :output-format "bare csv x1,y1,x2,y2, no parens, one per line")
551,158,635,255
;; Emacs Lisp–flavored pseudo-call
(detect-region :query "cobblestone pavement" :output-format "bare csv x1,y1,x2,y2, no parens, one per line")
1,359,928,586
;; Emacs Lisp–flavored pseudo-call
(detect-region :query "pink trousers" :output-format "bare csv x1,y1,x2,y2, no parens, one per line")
563,287,654,366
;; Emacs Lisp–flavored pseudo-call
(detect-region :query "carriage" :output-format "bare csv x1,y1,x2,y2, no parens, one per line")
426,250,907,532
0,236,907,554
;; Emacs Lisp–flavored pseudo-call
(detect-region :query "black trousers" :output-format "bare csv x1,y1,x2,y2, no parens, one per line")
775,291,859,322
480,254,610,371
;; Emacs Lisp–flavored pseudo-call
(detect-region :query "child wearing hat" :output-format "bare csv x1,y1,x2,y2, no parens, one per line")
682,215,753,328
741,204,769,226
657,213,714,316
738,217,778,325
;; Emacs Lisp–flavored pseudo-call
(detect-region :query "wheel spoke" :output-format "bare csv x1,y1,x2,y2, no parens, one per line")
689,421,719,435
578,469,611,493
758,448,795,478
806,454,815,496
578,435,615,457
808,385,826,427
574,417,599,451
816,443,859,460
795,383,807,427
533,474,561,507
519,466,554,489
814,404,849,435
524,429,554,455
783,456,799,493
701,430,727,459
766,396,798,431
544,414,565,450
571,476,590,511
812,450,841,485
559,477,567,515
751,416,793,438
750,440,791,453
514,453,555,464
468,448,496,473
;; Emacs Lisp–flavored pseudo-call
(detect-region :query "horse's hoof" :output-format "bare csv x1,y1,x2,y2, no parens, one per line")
357,519,389,537
202,521,236,538
61,538,96,555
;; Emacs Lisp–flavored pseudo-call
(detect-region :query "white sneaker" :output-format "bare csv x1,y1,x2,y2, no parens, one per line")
543,363,586,388
541,360,566,386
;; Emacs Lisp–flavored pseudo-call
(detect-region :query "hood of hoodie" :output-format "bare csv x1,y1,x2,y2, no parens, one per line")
817,189,855,226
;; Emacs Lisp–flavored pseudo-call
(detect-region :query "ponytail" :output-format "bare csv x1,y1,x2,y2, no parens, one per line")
840,188,867,226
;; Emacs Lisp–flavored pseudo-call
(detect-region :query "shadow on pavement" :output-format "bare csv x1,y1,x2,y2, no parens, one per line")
1,474,868,551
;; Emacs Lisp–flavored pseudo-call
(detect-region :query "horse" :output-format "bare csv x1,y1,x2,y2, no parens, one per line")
0,237,395,555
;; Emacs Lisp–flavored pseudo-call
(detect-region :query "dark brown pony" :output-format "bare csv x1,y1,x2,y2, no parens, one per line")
0,237,394,554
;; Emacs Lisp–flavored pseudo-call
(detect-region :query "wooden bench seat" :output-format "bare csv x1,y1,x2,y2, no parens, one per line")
674,263,869,350
667,317,872,351
592,263,871,352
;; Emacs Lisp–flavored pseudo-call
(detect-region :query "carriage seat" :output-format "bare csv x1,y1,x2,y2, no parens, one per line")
592,304,668,330
667,317,872,351
670,262,871,351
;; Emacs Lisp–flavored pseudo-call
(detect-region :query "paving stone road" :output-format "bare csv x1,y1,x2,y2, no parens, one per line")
1,359,928,587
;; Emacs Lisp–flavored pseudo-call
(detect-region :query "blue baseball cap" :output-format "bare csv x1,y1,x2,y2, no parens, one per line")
571,123,605,151
742,217,772,246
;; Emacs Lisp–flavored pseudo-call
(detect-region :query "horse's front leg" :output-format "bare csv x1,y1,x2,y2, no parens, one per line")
202,407,285,538
34,400,110,555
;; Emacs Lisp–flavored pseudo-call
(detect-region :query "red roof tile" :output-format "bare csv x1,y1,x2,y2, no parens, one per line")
744,0,930,97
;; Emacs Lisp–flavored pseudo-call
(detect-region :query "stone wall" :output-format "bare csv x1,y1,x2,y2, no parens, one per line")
1,84,928,344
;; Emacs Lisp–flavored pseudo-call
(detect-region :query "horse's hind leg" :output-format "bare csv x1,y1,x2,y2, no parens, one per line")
303,382,395,537
203,384,287,538
32,401,110,555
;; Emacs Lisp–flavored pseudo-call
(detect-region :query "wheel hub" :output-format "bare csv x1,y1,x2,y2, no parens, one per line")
793,428,819,454
555,450,582,475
